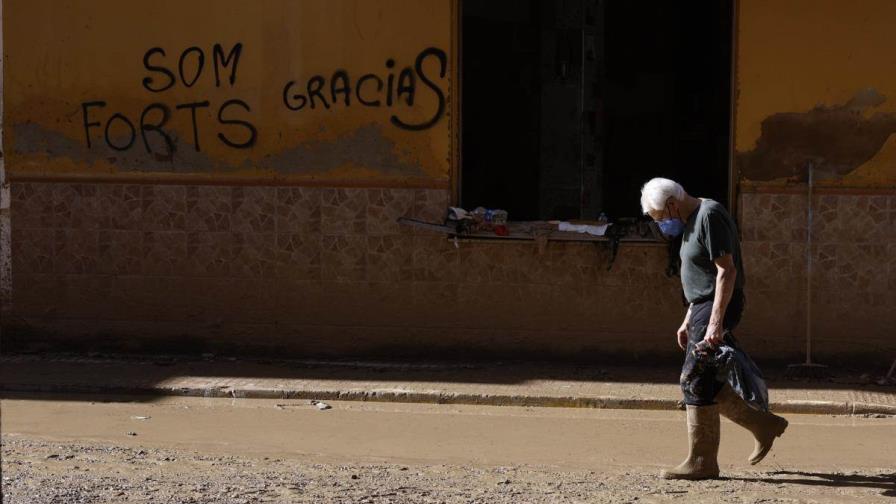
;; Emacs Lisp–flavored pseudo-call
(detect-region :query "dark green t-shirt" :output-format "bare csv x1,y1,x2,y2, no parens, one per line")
679,199,746,304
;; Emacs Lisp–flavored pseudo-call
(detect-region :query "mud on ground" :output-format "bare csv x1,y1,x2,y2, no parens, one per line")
3,435,894,504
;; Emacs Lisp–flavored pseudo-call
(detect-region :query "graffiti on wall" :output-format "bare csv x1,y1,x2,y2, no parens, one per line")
79,43,448,160
82,43,253,157
282,47,447,131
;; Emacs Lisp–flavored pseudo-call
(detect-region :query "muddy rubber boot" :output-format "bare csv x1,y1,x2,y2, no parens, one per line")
660,405,720,480
715,385,788,465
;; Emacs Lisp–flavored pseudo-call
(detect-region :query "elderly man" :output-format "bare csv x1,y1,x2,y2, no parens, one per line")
640,177,788,480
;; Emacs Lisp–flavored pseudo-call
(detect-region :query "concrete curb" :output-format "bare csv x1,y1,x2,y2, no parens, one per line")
3,383,895,416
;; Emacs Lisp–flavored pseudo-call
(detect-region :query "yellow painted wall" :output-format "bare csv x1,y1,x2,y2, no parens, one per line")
4,0,453,187
735,0,896,187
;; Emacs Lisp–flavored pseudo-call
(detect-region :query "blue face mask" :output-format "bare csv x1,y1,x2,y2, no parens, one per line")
658,218,685,237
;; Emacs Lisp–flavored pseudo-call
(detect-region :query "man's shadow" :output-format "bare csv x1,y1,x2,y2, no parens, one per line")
729,471,896,497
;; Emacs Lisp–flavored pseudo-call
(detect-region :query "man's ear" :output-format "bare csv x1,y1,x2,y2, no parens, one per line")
667,200,680,220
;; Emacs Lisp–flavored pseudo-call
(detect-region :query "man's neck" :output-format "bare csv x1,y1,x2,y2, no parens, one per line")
678,194,702,221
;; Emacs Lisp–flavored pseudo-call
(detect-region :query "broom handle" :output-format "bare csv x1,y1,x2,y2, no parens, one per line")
805,163,814,365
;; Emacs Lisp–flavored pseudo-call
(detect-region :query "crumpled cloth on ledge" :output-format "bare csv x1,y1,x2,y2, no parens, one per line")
557,221,609,236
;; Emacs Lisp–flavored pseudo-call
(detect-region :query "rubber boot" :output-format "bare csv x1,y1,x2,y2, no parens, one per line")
660,404,720,480
715,385,788,465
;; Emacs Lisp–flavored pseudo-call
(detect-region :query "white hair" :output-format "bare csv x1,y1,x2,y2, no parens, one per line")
640,178,685,214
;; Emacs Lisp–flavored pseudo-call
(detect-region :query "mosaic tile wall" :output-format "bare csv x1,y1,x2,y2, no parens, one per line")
7,182,685,361
738,191,896,363
11,183,890,363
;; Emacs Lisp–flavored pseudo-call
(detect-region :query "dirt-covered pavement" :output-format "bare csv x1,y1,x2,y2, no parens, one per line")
2,396,894,503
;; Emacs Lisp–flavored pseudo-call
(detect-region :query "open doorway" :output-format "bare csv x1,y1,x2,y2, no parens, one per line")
460,0,733,220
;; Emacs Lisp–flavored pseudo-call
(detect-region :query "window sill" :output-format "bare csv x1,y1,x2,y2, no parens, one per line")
397,218,667,246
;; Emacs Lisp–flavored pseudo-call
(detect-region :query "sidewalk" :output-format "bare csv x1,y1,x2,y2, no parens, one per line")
1,354,894,415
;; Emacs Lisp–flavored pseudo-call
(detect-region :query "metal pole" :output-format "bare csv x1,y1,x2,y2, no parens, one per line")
788,162,826,375
805,162,813,365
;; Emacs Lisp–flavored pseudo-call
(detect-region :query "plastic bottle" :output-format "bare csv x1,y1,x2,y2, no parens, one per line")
490,209,508,225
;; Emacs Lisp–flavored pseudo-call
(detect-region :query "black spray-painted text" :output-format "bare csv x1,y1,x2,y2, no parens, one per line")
282,47,447,131
80,43,446,157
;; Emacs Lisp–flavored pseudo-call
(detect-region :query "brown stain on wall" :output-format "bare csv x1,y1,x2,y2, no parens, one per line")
261,124,426,177
12,120,426,178
736,91,896,182
12,121,225,173
735,0,896,188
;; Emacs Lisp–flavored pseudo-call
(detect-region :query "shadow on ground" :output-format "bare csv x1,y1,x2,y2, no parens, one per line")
730,470,896,498
1,352,893,403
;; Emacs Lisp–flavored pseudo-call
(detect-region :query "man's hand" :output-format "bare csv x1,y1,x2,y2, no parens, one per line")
677,321,689,351
704,321,724,346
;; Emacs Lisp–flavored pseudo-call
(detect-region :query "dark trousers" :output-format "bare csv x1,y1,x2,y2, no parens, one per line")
680,290,745,406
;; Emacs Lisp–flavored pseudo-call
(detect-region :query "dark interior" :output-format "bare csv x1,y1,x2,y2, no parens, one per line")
461,1,542,220
461,0,733,220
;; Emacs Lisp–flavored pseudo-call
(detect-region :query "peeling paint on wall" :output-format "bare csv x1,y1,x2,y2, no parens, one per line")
735,0,896,188
737,91,896,182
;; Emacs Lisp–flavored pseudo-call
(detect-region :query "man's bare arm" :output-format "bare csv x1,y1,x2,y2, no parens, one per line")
705,253,737,345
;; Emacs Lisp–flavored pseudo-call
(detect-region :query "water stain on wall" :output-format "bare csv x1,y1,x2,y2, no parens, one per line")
12,121,224,173
12,121,426,177
261,124,426,176
737,89,896,182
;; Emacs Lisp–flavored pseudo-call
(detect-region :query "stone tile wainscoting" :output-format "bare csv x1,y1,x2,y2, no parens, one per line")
6,181,689,362
17,183,894,365
738,191,896,365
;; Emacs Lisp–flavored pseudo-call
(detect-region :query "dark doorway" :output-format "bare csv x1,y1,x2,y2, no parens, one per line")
460,1,543,220
602,0,733,216
461,0,733,220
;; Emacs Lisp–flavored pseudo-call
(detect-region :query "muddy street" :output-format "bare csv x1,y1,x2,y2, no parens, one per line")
2,396,895,503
